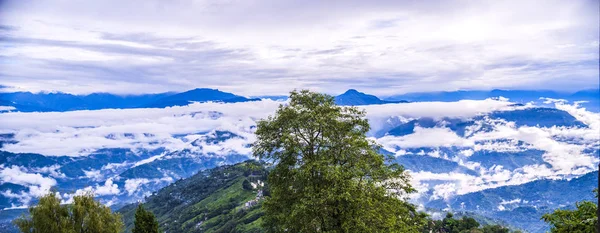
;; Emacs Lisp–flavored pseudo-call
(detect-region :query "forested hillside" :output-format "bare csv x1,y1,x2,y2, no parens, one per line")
119,160,519,233
119,161,268,233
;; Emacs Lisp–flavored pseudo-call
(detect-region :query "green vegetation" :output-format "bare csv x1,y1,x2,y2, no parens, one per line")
133,204,161,233
13,192,123,233
422,213,520,233
253,90,427,232
116,159,524,233
541,189,598,233
118,161,268,233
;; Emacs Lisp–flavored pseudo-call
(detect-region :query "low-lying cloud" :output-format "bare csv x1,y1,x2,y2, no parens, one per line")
0,98,598,207
0,165,57,207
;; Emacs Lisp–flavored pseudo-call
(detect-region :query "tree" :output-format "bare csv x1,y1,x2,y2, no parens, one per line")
242,179,254,190
542,189,598,233
71,193,124,233
132,204,160,233
420,213,515,233
253,90,427,233
14,192,123,233
481,225,510,233
440,213,481,233
13,192,71,233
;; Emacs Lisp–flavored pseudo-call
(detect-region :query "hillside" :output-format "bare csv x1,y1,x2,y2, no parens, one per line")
426,171,599,232
117,161,528,233
118,160,268,233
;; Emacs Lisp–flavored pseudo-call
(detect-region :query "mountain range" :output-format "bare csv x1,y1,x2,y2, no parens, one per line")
0,88,397,112
0,88,259,112
385,89,600,102
2,88,598,112
384,89,600,112
334,89,408,105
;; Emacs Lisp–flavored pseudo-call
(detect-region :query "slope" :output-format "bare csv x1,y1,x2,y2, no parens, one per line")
118,160,268,233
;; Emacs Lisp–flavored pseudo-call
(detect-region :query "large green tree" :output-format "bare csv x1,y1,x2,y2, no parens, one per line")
421,213,515,233
132,204,160,233
253,90,427,233
13,192,123,233
13,192,72,233
541,189,598,233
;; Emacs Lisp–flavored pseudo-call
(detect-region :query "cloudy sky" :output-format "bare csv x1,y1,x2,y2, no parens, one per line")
0,0,598,96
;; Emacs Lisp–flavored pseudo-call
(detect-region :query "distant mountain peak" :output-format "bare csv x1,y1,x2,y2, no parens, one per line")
143,88,258,108
335,89,407,106
343,89,360,94
338,89,375,98
190,88,219,91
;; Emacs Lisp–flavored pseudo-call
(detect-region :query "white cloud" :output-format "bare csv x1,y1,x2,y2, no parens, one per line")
133,154,166,168
123,177,174,196
0,0,597,95
552,99,600,130
31,165,66,178
0,166,57,204
431,183,457,201
469,121,597,173
124,178,150,195
377,101,599,200
412,160,593,201
71,178,120,197
365,99,516,123
0,98,517,156
101,162,130,170
500,198,522,205
498,198,522,211
0,100,282,156
0,106,16,112
83,170,103,181
378,126,474,149
93,178,120,196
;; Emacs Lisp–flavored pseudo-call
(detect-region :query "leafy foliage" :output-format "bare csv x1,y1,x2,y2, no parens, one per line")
253,90,427,232
13,192,123,233
541,189,598,233
133,204,161,233
421,213,519,233
242,179,253,191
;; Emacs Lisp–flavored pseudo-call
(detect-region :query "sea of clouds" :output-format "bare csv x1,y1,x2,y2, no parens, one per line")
0,98,598,208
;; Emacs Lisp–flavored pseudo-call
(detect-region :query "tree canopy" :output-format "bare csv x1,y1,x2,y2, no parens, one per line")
541,189,598,233
13,192,123,233
253,90,427,232
422,213,518,233
133,204,161,233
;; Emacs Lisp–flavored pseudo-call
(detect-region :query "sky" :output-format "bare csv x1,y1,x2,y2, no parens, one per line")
0,0,598,96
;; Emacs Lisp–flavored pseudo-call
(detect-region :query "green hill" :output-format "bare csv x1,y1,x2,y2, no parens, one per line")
118,160,521,233
118,160,268,233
